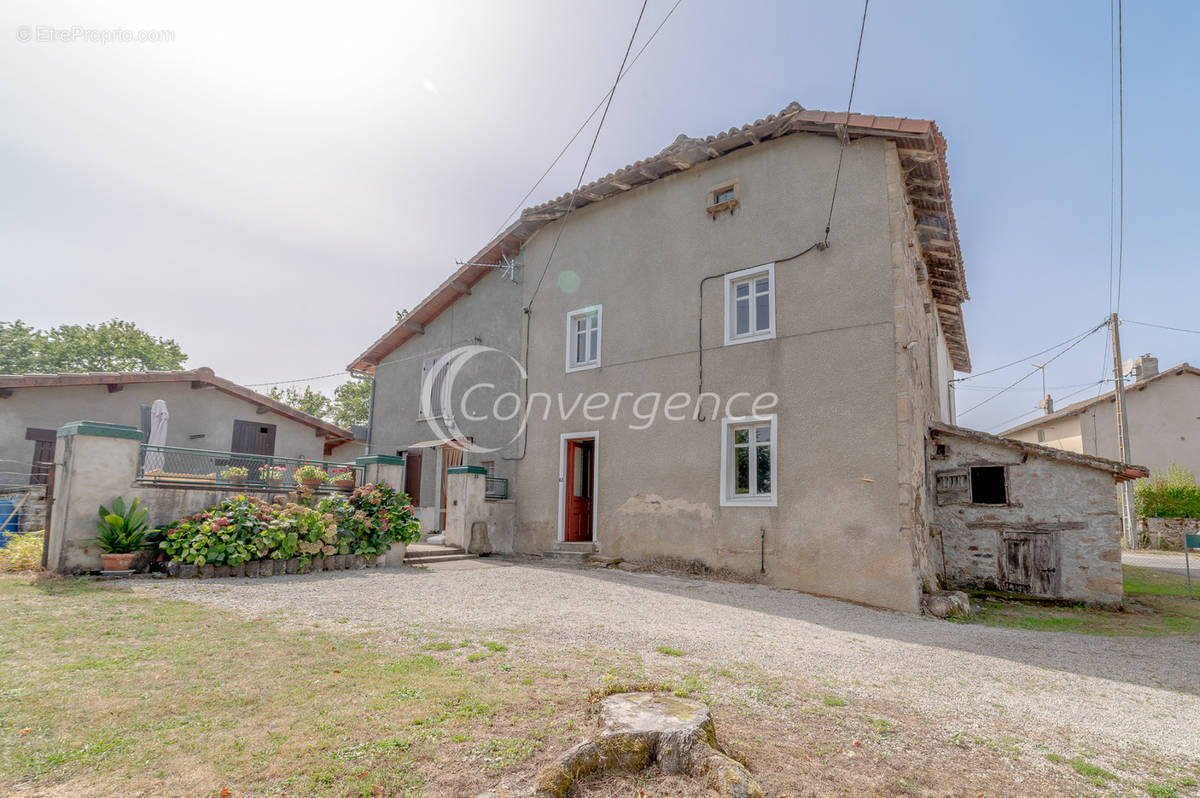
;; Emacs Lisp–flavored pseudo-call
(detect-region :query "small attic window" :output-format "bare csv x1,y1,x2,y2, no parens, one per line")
708,182,739,217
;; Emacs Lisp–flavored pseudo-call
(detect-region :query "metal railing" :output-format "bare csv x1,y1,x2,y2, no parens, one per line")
485,476,508,500
137,444,362,493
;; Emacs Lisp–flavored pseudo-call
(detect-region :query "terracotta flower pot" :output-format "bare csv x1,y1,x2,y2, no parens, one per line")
299,478,322,490
101,552,136,572
334,479,355,490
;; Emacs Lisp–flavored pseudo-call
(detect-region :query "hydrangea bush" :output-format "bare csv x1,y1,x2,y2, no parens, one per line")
159,483,419,567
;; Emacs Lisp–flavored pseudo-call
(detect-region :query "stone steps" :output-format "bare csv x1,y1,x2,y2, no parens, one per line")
542,541,598,562
404,543,476,566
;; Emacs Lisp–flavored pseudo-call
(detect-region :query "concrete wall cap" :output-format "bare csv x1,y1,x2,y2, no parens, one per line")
56,420,142,440
355,454,406,466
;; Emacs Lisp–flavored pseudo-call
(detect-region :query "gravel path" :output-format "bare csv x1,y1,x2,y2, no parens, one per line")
141,558,1200,757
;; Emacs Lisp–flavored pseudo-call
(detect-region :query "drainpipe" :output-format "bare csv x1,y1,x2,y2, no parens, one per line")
760,527,766,575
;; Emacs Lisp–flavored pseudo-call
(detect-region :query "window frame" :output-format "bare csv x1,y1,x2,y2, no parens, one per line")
720,413,777,507
565,304,603,373
969,465,1009,506
723,262,775,346
417,353,449,420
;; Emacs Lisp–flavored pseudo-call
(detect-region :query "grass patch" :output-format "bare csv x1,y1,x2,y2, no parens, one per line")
822,695,847,707
655,645,686,657
963,566,1200,636
0,577,532,796
482,640,508,652
1067,757,1116,787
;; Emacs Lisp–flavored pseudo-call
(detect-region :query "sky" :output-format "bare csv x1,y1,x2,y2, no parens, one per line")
2,0,1198,434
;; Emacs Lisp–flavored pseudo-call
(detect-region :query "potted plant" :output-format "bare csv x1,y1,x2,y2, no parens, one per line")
259,464,286,486
330,467,356,490
294,463,327,490
220,465,249,486
93,497,149,572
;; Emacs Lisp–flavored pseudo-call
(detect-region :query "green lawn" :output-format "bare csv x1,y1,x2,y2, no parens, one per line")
960,565,1200,636
0,578,586,797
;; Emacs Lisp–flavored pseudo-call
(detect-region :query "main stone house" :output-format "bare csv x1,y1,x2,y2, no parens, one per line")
350,103,973,612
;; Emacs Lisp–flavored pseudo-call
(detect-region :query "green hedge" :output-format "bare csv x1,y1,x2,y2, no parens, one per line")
159,483,420,567
1134,465,1200,519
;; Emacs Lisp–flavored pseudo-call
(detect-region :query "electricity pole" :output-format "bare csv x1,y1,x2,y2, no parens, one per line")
1110,313,1136,547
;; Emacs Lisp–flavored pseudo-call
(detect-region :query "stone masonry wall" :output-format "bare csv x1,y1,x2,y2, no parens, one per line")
1139,517,1200,551
885,141,942,593
930,431,1123,607
0,485,47,534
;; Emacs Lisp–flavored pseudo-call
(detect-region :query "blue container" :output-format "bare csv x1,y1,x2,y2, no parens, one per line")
0,499,17,546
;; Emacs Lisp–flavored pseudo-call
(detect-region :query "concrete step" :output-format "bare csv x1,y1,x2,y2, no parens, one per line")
405,553,477,565
543,541,598,561
405,544,467,559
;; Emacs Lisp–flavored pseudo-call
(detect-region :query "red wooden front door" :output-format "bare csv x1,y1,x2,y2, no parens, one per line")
563,438,594,542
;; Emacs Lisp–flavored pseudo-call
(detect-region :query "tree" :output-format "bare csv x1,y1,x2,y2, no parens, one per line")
331,379,371,428
268,385,333,420
268,378,371,428
0,319,186,373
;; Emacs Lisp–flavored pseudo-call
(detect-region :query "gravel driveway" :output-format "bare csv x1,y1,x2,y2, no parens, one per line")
142,558,1200,758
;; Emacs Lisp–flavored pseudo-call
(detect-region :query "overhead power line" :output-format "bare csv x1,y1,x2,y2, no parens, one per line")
526,0,651,311
951,321,1110,384
824,0,870,247
486,0,684,244
1124,319,1200,335
243,371,349,388
988,378,1110,433
957,320,1109,418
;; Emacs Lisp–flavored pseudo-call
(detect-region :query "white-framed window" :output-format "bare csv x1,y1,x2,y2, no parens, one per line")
418,354,449,419
723,262,775,346
720,414,777,507
565,304,602,372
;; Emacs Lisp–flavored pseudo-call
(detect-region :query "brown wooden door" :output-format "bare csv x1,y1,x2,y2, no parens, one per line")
998,532,1060,597
403,450,422,505
563,438,594,542
25,428,55,486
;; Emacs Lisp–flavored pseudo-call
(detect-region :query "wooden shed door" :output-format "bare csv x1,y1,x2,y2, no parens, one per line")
231,420,276,456
998,532,1060,597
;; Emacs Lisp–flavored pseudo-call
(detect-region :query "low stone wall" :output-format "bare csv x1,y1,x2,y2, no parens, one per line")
1138,517,1200,551
0,485,47,534
135,485,284,529
166,552,387,578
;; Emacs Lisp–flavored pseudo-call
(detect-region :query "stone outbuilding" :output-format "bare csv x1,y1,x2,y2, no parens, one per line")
928,423,1148,607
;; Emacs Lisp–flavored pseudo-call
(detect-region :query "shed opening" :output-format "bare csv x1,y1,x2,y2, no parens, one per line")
970,465,1007,505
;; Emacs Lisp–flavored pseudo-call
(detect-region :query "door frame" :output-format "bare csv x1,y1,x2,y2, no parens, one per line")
557,431,598,543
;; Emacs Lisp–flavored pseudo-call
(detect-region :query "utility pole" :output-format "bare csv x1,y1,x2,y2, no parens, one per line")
1110,313,1136,547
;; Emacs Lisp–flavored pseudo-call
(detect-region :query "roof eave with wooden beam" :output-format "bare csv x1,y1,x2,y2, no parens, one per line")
347,102,971,372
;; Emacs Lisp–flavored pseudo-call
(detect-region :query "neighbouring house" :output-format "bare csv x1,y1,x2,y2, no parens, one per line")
0,367,356,489
929,423,1147,607
1002,359,1200,476
352,101,1135,612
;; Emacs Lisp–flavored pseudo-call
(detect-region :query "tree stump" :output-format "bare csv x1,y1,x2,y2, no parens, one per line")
532,692,761,798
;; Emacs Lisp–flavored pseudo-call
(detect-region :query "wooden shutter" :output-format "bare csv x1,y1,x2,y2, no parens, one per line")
420,355,447,418
231,420,276,456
